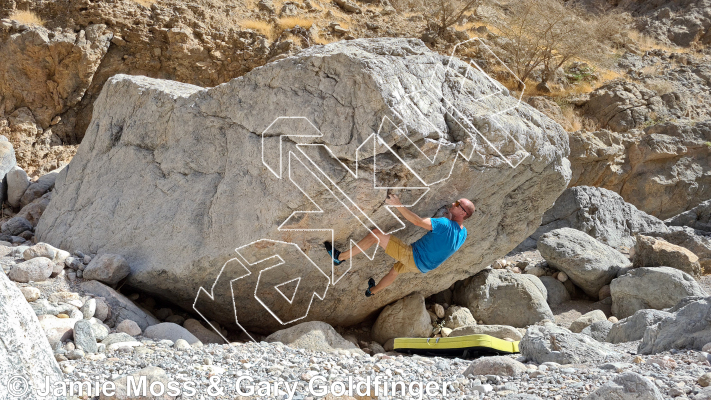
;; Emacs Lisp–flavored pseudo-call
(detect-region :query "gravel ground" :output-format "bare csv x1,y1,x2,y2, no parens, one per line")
54,337,711,400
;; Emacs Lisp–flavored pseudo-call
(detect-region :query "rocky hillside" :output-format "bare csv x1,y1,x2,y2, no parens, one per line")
1,0,711,399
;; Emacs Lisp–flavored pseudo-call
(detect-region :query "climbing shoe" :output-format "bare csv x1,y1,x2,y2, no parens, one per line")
324,241,342,265
365,277,376,297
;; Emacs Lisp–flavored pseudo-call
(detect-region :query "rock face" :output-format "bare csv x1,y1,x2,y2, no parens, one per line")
568,122,711,219
538,228,630,298
0,271,64,400
633,234,702,278
639,296,711,355
371,292,431,344
610,267,707,319
531,186,667,250
36,39,571,334
453,269,553,328
582,80,668,133
607,309,673,344
520,324,623,364
265,321,362,353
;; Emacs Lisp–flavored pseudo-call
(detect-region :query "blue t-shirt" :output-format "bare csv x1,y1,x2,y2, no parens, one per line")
412,218,467,273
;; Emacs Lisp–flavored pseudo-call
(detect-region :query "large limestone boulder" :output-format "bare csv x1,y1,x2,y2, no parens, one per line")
0,272,64,400
453,269,553,328
531,186,668,250
633,234,702,278
265,321,362,354
607,309,672,344
520,324,623,364
371,292,431,344
538,228,630,298
610,267,707,319
36,38,571,334
638,296,711,354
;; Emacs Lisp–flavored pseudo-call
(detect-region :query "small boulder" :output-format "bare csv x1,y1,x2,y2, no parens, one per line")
584,372,663,399
607,309,672,344
94,297,110,321
443,306,475,330
1,216,32,236
633,234,702,278
8,257,54,282
463,356,527,377
102,332,139,347
610,267,706,319
570,310,607,333
539,276,570,306
183,319,225,344
6,165,30,208
81,298,96,319
520,324,623,364
23,242,57,261
538,228,630,298
20,286,40,302
581,320,614,342
73,319,98,353
265,321,362,354
371,292,431,344
453,269,553,328
83,254,131,285
116,319,142,336
144,322,201,344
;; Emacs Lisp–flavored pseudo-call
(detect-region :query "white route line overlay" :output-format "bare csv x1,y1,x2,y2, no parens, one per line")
194,38,530,343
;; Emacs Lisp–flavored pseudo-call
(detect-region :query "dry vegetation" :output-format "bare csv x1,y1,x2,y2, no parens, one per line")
9,10,44,26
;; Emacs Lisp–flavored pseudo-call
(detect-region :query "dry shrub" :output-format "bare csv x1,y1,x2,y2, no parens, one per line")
391,0,480,34
277,17,314,30
561,103,582,131
240,19,275,40
9,10,44,26
496,0,629,89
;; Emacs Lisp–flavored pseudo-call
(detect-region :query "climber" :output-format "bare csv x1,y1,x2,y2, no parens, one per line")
325,194,475,297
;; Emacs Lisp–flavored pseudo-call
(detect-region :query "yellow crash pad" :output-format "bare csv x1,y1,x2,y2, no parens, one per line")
393,334,520,358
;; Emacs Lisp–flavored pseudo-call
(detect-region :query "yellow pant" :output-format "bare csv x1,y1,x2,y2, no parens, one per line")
385,236,421,274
